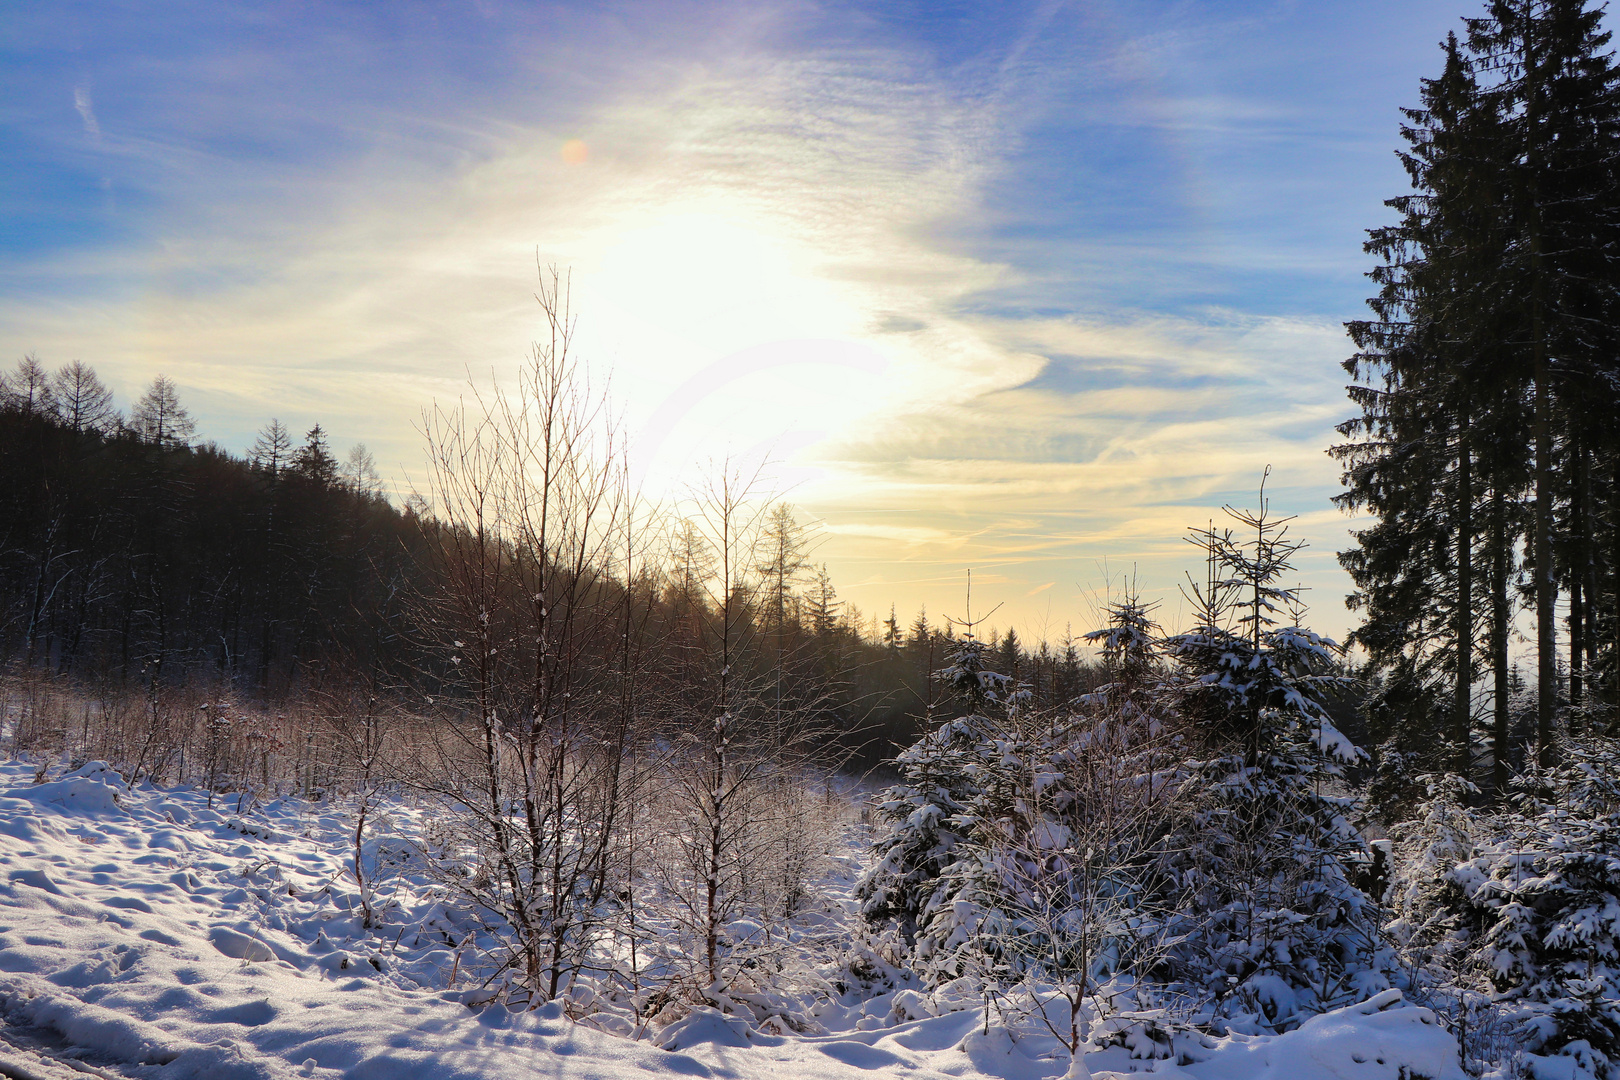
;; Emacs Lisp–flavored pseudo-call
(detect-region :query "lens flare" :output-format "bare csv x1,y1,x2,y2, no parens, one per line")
560,138,588,164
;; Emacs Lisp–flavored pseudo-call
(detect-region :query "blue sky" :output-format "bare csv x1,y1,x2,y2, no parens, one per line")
2,0,1471,642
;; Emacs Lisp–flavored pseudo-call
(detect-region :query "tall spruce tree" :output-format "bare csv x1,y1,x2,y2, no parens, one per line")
1165,487,1369,1012
1465,0,1620,756
1339,1,1620,792
1337,34,1507,787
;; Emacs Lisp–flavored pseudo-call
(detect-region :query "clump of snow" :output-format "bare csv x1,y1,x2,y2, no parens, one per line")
656,1006,757,1049
23,760,126,815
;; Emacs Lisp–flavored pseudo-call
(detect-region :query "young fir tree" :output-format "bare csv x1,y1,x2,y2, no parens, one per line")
1445,737,1620,1078
1162,482,1372,1023
856,630,1010,949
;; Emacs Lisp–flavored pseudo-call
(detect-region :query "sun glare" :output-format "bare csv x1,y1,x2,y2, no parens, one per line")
566,207,900,493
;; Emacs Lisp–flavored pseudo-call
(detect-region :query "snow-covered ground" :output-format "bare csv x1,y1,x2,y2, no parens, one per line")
0,760,1466,1080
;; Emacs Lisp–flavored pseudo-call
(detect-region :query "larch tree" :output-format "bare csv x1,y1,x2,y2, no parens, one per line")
131,375,196,448
50,361,117,433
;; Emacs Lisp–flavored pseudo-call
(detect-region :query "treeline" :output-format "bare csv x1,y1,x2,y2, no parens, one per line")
0,356,418,693
1336,0,1620,796
0,349,1101,769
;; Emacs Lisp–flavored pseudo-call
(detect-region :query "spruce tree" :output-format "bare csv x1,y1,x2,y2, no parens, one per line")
1164,485,1371,1015
293,424,338,485
1337,33,1510,788
1465,0,1620,758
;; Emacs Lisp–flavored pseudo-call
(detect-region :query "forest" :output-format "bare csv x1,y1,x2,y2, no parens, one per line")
1,2,1620,1080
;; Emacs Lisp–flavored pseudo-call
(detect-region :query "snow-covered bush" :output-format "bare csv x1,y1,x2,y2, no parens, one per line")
1384,774,1480,987
1441,738,1620,1078
858,611,1191,1075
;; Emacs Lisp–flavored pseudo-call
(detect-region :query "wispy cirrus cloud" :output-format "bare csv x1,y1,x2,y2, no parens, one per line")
72,85,99,139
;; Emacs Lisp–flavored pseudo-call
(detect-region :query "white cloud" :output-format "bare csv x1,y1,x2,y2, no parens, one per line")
73,85,101,139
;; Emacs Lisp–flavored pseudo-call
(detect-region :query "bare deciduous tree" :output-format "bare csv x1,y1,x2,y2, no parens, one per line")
130,375,196,448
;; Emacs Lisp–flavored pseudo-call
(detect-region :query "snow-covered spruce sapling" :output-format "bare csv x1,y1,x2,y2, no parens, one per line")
1443,738,1620,1076
1161,481,1372,1024
1384,773,1480,991
856,618,1008,951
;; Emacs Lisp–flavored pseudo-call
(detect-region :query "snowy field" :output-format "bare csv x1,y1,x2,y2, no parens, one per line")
0,759,1466,1080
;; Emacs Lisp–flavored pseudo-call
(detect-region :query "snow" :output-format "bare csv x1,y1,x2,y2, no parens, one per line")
0,759,1467,1079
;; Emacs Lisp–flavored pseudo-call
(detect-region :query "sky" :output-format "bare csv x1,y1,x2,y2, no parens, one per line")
1,0,1474,646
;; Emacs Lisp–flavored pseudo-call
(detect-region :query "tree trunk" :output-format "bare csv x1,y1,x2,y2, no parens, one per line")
1613,455,1620,713
1571,578,1584,711
1454,413,1474,780
1534,362,1556,766
1570,441,1586,711
1492,484,1512,798
1580,441,1600,706
1521,10,1557,768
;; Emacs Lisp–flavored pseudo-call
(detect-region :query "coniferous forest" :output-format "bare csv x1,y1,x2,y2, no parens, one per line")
1335,0,1620,798
3,3,1620,1080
